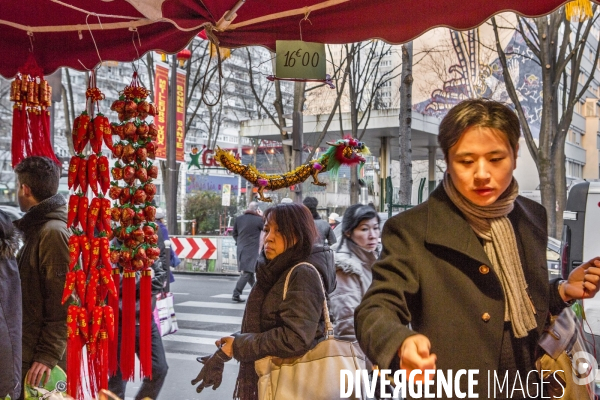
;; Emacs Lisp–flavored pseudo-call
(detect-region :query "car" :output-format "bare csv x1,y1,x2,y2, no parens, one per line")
546,236,561,280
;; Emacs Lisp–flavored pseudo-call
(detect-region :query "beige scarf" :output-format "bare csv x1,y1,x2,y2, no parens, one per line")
443,173,537,338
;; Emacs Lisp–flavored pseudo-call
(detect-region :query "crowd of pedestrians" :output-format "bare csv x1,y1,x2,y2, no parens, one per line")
5,99,600,400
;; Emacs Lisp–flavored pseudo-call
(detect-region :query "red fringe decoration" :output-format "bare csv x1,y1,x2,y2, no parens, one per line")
99,330,109,391
66,306,84,400
120,271,136,380
108,269,120,376
87,343,98,396
139,269,153,380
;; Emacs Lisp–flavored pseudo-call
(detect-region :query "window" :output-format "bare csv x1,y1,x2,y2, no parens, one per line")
597,134,600,150
585,101,596,117
566,160,583,178
579,73,587,86
568,129,582,145
575,101,583,115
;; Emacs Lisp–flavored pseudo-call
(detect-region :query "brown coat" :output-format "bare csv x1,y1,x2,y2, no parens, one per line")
355,185,566,398
14,194,70,370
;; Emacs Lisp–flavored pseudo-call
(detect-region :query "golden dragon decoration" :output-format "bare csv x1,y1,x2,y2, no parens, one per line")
214,137,370,202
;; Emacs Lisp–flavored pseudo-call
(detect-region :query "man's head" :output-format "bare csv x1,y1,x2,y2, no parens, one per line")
247,201,259,212
14,156,61,212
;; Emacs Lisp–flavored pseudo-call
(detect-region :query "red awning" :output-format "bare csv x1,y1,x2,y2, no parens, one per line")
0,0,583,78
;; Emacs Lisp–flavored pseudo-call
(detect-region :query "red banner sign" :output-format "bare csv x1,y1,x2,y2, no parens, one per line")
175,71,186,163
153,62,186,162
153,61,169,160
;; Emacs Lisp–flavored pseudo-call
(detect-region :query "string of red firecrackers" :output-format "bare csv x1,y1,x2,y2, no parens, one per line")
107,70,160,384
9,53,60,167
62,69,118,400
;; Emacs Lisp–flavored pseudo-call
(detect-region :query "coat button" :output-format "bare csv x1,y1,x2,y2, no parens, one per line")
479,265,490,274
482,313,491,322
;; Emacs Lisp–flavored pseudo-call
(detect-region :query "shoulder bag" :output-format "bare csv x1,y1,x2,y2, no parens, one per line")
536,306,596,400
254,262,367,400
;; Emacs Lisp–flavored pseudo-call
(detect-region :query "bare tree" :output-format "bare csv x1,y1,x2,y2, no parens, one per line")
341,41,403,204
399,42,414,206
491,8,600,237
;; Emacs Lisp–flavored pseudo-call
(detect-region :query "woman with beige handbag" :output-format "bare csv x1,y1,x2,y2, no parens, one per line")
191,203,340,400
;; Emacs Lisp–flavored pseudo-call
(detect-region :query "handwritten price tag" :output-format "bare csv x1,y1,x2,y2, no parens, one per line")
275,40,326,80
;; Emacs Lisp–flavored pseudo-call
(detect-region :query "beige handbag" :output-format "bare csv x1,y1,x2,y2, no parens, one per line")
536,307,596,400
255,262,367,400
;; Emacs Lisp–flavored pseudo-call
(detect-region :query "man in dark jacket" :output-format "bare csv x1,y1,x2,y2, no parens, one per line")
231,202,263,303
303,196,336,246
13,156,70,396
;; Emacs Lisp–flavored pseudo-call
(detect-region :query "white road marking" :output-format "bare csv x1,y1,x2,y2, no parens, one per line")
176,313,243,324
211,294,247,299
171,292,189,295
176,301,246,310
162,335,218,345
175,328,235,337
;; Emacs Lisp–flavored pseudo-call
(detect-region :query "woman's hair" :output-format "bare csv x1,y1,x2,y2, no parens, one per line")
263,203,317,258
341,204,380,241
0,210,18,259
438,99,521,160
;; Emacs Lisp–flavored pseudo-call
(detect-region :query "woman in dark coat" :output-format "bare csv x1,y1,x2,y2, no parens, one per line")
205,203,336,400
355,99,600,399
0,210,22,399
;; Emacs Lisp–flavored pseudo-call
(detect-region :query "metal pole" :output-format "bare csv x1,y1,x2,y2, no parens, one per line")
166,55,178,234
164,239,171,293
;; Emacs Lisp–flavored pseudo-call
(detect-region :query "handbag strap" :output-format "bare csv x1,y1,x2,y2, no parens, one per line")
283,262,334,337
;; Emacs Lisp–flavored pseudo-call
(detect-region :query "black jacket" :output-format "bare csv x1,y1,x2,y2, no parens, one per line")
232,244,336,362
232,212,263,273
0,248,22,398
355,185,566,398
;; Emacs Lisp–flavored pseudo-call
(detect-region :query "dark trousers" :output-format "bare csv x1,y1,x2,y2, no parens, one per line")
108,320,169,400
233,271,255,297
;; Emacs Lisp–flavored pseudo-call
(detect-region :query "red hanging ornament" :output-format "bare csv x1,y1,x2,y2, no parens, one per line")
139,268,153,379
9,54,59,167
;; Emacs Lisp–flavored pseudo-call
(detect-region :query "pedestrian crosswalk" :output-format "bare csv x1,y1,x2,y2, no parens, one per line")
162,288,249,355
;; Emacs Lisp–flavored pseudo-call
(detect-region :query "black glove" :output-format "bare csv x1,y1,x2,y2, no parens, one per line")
191,348,232,393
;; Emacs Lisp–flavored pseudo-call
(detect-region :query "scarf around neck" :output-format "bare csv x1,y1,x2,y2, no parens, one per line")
233,245,307,400
442,173,536,338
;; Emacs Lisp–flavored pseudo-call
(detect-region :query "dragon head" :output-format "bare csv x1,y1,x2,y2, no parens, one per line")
319,136,370,177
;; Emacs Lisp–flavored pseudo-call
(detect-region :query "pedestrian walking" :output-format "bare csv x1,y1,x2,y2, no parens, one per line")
330,204,380,344
13,156,70,398
190,203,336,399
0,209,22,400
355,99,600,398
155,208,180,286
328,212,340,230
303,196,336,246
231,202,263,303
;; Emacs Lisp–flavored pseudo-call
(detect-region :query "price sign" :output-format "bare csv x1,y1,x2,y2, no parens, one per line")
275,40,326,80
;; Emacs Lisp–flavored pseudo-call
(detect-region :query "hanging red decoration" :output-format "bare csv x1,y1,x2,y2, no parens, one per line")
9,53,60,167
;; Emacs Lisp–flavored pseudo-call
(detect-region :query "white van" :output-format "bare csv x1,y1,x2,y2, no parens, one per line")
561,181,600,335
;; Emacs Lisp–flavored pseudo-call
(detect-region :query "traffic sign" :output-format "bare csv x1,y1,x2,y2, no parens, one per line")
171,237,217,259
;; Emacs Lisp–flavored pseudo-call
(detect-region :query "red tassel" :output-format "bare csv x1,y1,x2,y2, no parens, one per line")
87,342,98,396
11,105,25,168
139,268,153,379
120,270,136,380
108,269,120,376
66,306,84,400
99,330,109,391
